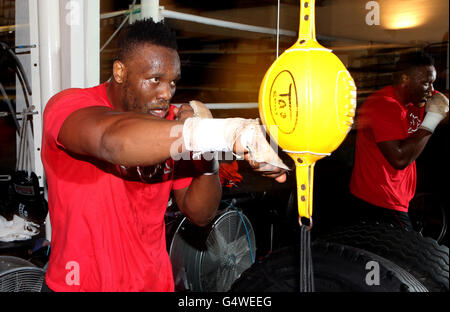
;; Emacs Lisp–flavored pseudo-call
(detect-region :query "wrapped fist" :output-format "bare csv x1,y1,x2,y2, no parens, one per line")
420,92,449,133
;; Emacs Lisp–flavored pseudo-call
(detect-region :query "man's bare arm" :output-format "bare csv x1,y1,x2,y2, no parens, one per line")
173,174,222,227
377,129,432,170
58,106,184,167
378,92,448,170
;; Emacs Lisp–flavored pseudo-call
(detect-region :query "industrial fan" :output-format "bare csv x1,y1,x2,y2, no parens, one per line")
0,256,45,292
168,207,256,292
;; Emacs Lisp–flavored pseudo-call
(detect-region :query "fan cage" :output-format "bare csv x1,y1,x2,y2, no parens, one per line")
199,209,256,292
168,207,256,292
0,256,45,292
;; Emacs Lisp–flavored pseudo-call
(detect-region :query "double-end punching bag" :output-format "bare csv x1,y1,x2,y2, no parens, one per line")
258,0,357,291
259,0,356,225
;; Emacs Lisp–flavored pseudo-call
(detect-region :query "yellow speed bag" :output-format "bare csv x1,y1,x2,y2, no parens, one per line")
259,0,357,223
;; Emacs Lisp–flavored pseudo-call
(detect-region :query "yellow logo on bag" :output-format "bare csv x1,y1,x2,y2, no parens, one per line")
269,70,299,135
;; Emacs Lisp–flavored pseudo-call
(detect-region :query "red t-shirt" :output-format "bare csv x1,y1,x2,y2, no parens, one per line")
42,83,192,292
349,85,425,212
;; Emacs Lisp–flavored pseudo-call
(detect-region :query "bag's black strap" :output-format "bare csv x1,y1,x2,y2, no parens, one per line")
299,224,314,292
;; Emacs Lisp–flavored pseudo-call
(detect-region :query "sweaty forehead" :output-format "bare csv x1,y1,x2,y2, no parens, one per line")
125,43,180,74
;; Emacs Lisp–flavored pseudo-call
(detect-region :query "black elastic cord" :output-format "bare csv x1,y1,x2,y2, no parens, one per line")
299,224,314,292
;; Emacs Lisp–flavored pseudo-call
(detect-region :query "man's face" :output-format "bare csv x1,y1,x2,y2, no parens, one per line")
117,43,181,118
404,65,436,106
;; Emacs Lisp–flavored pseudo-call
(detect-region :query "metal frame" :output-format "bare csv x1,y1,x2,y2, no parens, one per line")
35,0,61,241
25,0,283,240
161,8,295,37
101,3,295,37
20,0,100,240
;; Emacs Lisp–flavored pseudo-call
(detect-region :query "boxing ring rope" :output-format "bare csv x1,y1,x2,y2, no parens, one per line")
99,3,290,111
100,6,297,38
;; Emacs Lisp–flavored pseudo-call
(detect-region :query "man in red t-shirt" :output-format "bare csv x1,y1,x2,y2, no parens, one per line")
41,19,287,292
349,51,449,229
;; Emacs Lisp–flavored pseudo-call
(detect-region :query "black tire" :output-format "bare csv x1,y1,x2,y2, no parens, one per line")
319,222,449,292
230,241,427,292
409,192,447,245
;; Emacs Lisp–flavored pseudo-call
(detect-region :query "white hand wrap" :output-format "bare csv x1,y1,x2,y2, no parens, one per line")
419,112,444,133
183,117,289,170
187,101,219,175
183,117,248,153
189,100,213,119
238,121,290,170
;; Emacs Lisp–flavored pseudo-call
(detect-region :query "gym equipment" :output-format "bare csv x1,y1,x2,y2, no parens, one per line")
11,106,48,225
0,256,45,292
167,205,256,292
258,0,356,223
0,42,47,226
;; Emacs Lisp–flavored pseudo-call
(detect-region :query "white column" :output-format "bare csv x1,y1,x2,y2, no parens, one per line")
60,0,85,89
27,0,43,190
37,0,62,241
38,0,62,104
85,0,100,87
60,0,99,89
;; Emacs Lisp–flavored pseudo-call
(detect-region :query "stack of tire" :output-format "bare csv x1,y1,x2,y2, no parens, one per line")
230,222,448,292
